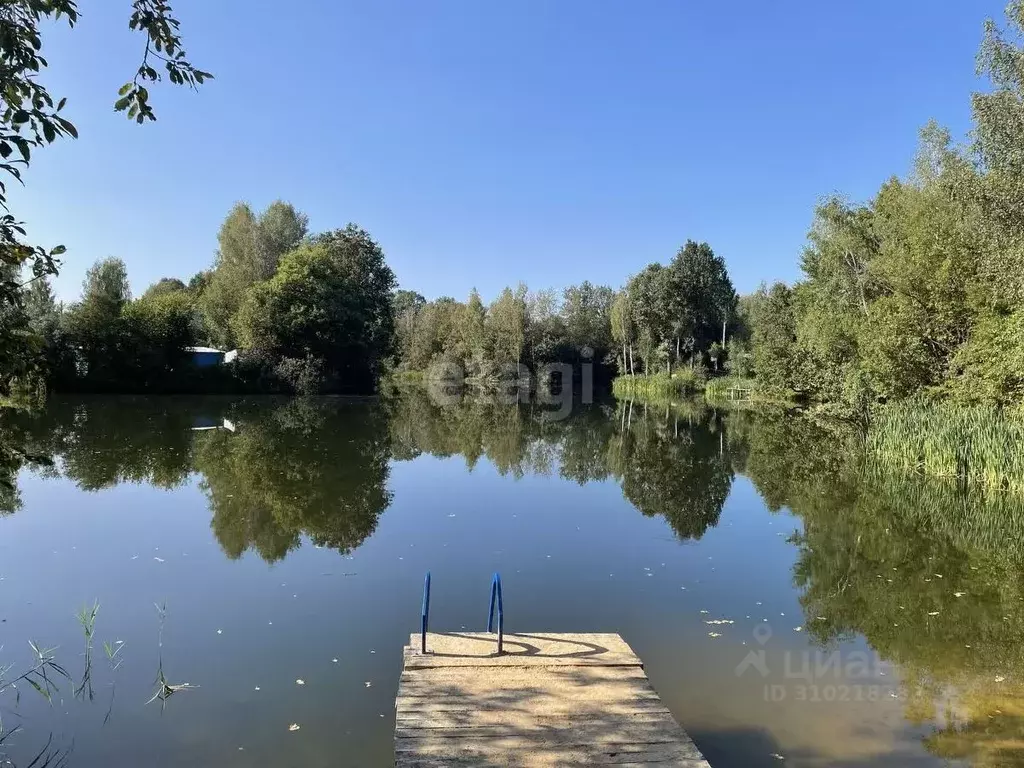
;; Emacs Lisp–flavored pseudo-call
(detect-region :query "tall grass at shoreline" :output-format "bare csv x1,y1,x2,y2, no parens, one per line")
611,370,706,400
868,402,1024,493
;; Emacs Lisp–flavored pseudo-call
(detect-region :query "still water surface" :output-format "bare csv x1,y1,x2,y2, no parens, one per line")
1,391,1021,767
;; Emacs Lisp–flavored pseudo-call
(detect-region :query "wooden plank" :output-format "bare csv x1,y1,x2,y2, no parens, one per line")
396,710,680,730
395,741,708,766
395,713,688,743
405,632,642,668
395,632,711,767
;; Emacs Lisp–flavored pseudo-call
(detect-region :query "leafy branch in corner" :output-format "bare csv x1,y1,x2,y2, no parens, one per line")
0,0,211,393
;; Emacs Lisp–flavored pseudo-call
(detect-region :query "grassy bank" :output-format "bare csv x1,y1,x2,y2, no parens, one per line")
611,370,705,400
868,401,1024,493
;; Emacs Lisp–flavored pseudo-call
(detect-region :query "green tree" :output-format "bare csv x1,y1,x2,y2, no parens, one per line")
665,241,736,367
142,277,187,300
64,258,131,387
972,1,1024,307
525,288,569,368
121,289,198,388
627,265,669,374
451,289,489,376
750,282,800,396
487,284,528,369
200,201,308,348
187,269,213,298
610,289,635,374
392,289,427,368
562,281,614,366
233,225,396,393
22,276,70,388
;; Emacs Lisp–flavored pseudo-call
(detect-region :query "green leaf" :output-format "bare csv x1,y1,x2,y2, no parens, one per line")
42,122,55,143
13,138,30,162
0,143,10,159
51,245,66,256
118,83,132,96
57,97,67,111
114,96,131,112
56,117,77,139
12,110,29,124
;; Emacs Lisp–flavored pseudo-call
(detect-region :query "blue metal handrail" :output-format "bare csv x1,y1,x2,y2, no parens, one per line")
486,572,504,654
421,571,431,653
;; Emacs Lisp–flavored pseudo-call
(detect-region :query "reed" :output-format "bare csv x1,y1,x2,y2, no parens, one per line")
868,401,1024,493
612,370,706,401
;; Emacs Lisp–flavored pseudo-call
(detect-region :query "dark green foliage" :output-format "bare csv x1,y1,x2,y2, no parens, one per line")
391,282,617,384
200,201,309,349
744,6,1024,414
18,205,399,395
233,225,396,393
610,241,736,382
142,277,187,299
749,282,800,396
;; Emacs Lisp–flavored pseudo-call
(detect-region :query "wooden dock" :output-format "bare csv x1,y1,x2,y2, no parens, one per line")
395,632,711,767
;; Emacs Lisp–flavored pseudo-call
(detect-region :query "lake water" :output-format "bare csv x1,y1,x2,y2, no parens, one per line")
1,389,1021,767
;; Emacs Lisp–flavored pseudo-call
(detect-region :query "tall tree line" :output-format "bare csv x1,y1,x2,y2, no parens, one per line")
19,201,397,395
392,241,737,382
744,5,1024,415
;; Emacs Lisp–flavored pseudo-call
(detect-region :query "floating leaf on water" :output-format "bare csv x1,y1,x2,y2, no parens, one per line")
288,723,300,732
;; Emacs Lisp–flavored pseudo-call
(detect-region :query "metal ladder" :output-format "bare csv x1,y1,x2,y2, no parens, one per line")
420,571,504,654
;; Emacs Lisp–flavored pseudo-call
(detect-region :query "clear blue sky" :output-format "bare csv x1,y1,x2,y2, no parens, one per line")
17,0,1006,303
